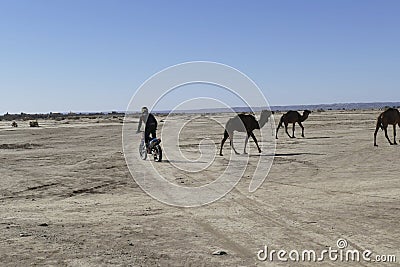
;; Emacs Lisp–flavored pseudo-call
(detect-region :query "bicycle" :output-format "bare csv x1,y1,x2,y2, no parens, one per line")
138,132,162,162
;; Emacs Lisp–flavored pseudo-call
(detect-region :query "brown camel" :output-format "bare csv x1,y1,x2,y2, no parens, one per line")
275,110,311,139
374,108,400,146
219,110,273,156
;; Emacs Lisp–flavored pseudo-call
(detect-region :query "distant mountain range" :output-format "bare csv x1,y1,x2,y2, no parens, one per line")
153,102,400,114
2,102,400,119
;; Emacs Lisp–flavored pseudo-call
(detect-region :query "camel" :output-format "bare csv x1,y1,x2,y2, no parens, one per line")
374,108,400,146
29,121,39,127
219,110,273,156
275,110,311,139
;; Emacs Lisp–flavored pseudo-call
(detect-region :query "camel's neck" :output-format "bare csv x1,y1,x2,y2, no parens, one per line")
258,112,271,128
300,113,309,122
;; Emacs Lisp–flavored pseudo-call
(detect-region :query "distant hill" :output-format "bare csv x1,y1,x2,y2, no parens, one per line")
154,102,400,114
2,102,400,119
270,102,400,112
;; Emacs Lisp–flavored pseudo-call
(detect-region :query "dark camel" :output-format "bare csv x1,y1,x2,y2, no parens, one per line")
29,121,39,127
374,108,400,146
219,110,273,156
276,110,311,139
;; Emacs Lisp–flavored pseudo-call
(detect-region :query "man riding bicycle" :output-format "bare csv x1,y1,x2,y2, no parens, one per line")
136,107,158,152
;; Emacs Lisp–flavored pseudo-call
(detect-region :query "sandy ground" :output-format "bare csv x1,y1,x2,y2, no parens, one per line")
0,110,399,266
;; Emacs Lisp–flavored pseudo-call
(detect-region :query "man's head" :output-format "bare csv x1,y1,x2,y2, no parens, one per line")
141,107,149,114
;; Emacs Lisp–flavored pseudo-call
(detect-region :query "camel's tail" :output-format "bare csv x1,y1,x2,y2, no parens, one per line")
223,129,229,140
377,115,384,131
278,115,285,127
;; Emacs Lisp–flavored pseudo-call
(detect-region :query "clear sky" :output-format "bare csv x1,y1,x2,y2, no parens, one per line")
0,0,399,113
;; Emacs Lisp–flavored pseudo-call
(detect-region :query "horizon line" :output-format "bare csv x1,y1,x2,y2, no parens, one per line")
2,101,400,116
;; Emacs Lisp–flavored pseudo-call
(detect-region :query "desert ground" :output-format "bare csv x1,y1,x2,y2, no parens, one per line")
0,110,399,266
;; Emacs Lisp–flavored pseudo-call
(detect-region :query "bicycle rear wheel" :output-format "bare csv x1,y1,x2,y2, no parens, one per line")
153,145,162,162
139,140,147,160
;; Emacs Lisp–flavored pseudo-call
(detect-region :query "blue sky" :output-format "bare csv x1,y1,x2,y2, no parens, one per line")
0,0,399,113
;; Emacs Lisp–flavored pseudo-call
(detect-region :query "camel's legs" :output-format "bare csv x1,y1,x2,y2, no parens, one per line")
398,122,400,143
383,126,393,145
243,133,250,154
298,122,305,137
220,130,229,156
292,123,296,138
229,132,240,155
284,122,292,138
374,122,380,146
275,122,281,139
250,132,262,153
393,124,397,145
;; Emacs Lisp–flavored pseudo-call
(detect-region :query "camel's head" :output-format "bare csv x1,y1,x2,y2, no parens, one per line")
301,110,311,120
261,109,273,117
258,110,273,128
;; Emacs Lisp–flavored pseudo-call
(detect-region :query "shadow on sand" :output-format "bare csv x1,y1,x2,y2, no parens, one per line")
162,159,210,164
305,136,332,140
248,152,325,157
